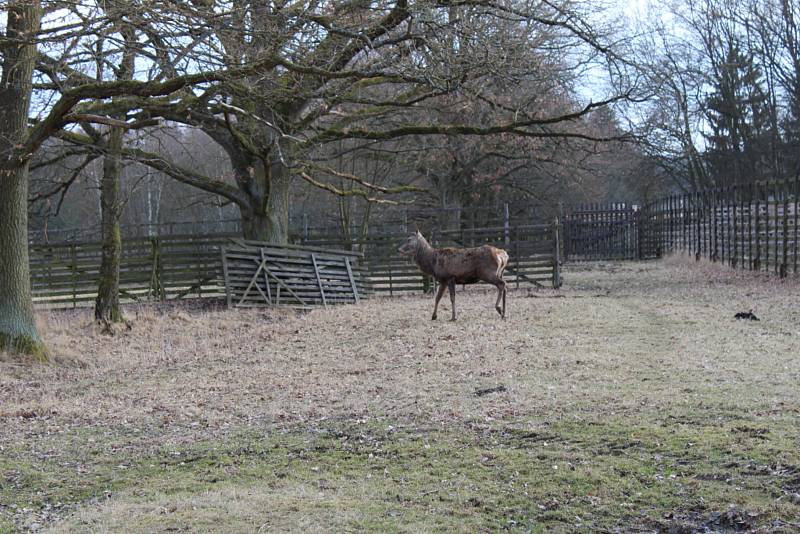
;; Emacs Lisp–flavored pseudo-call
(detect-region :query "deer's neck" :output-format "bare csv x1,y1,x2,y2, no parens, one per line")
414,241,437,276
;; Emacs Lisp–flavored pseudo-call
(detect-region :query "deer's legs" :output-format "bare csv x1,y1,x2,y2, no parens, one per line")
431,282,447,320
495,280,507,319
502,282,506,318
448,280,457,321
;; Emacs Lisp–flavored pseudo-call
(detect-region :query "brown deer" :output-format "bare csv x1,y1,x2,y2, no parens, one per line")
398,231,509,321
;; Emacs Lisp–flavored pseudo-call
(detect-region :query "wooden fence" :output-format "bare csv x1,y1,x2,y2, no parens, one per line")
29,220,562,308
29,234,230,308
645,178,800,277
564,176,800,277
221,242,366,308
564,204,641,261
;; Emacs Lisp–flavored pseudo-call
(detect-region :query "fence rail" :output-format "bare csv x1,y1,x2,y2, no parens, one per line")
29,234,233,308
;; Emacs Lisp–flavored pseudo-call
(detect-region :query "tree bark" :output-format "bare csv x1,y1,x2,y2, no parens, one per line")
239,158,290,244
94,24,134,324
0,0,47,359
94,126,124,323
0,166,46,358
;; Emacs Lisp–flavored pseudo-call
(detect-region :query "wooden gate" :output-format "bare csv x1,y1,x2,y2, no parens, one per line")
563,204,659,261
221,241,366,308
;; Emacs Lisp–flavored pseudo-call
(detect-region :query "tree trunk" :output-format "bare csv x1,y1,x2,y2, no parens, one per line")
439,185,463,233
94,25,134,324
240,159,290,244
94,126,125,323
0,0,47,359
0,166,46,358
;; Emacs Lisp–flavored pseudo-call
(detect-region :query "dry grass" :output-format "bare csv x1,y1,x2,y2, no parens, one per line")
2,256,800,532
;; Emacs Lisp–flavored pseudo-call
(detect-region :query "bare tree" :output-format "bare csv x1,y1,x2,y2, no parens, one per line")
88,0,634,243
0,0,295,358
0,0,45,358
630,0,800,191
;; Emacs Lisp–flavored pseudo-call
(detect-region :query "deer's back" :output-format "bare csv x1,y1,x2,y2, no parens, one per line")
432,245,506,283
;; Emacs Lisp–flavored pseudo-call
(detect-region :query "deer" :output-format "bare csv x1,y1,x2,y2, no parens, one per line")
398,231,509,321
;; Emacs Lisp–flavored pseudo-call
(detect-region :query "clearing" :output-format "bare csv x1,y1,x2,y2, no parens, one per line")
1,256,799,532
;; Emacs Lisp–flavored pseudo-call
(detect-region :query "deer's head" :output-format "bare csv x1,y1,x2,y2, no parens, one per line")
398,231,425,255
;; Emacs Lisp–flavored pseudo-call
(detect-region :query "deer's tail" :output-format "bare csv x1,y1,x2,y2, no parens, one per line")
497,250,509,278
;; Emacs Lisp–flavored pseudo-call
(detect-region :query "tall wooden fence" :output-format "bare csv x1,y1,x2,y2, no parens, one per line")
645,178,800,277
563,203,664,261
564,176,800,278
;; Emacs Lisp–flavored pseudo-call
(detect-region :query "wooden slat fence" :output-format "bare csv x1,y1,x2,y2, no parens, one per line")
562,203,662,261
29,234,232,308
564,176,800,278
645,178,800,277
221,241,367,308
29,216,563,309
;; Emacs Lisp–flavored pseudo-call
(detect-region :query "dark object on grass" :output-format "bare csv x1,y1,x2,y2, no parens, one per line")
734,310,759,321
475,385,507,397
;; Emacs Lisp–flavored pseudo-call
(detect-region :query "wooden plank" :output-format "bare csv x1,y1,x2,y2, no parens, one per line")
261,248,272,305
237,257,270,306
345,257,359,304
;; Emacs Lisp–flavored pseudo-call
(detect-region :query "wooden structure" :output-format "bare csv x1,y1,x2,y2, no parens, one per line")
563,203,661,261
29,234,228,308
221,241,366,308
564,176,800,278
28,215,563,309
645,178,800,277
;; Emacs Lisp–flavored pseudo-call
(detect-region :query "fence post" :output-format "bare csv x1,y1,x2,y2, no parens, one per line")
754,182,762,271
515,234,520,290
552,218,561,289
149,237,165,301
732,186,738,269
695,191,701,260
70,244,77,308
561,209,569,262
794,176,799,275
635,208,643,260
388,260,393,297
504,203,510,246
772,180,778,274
781,179,789,278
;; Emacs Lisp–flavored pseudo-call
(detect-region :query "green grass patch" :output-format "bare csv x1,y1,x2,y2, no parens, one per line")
4,413,799,532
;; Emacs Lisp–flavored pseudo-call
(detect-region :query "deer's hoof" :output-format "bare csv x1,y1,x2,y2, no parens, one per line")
449,317,457,322
431,314,437,321
496,306,503,316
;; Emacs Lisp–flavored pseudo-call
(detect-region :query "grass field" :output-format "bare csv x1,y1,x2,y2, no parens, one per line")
2,256,799,533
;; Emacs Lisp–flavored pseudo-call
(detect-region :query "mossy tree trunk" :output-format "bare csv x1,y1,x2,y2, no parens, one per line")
94,125,125,323
94,25,135,324
0,0,47,359
238,155,291,244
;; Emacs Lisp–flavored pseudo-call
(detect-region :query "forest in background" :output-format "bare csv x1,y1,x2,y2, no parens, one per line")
23,0,800,243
